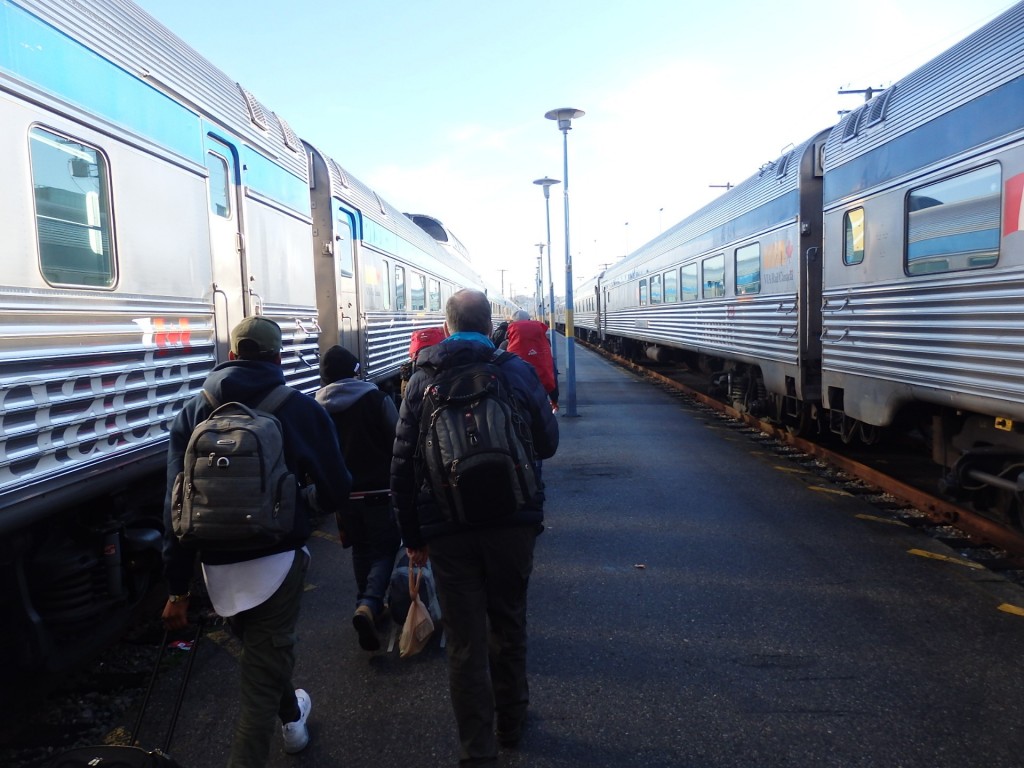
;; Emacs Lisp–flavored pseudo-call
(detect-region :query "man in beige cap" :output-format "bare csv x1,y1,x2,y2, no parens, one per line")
162,315,351,766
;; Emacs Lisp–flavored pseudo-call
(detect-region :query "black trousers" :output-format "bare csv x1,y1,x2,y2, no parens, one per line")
428,525,538,767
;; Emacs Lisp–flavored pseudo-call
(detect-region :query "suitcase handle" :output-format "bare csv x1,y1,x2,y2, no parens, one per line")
132,620,203,753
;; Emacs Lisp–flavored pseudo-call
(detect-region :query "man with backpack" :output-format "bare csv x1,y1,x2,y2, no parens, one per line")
391,289,559,766
315,344,401,652
504,309,559,412
161,316,352,766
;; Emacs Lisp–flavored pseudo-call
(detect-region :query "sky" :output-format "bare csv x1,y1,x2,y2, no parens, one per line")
132,0,1018,303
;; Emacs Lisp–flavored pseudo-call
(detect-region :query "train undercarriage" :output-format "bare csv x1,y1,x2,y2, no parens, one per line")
1,478,166,685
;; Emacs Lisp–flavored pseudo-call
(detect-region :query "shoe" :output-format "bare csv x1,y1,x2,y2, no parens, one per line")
353,605,381,651
281,689,311,754
497,714,524,748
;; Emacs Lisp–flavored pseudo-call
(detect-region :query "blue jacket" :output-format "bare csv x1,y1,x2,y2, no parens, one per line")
391,337,559,547
162,360,351,594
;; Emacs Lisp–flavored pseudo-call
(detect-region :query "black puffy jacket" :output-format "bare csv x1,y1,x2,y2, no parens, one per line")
390,336,559,547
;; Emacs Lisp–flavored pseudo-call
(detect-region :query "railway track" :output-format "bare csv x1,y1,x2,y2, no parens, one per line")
583,341,1024,573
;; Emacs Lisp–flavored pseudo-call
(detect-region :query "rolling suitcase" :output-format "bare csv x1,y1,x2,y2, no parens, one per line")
46,623,202,768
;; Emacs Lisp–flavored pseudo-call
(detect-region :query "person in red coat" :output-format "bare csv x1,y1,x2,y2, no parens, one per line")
504,310,558,411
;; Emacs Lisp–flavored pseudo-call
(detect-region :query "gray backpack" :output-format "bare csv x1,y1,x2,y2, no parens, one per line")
171,385,296,550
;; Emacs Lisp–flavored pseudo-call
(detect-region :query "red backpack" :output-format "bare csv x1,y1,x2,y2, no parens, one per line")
505,320,555,394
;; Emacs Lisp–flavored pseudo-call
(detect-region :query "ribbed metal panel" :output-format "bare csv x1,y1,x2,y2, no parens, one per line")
821,269,1024,422
825,2,1024,172
602,296,800,366
12,0,307,179
0,291,215,522
363,312,447,380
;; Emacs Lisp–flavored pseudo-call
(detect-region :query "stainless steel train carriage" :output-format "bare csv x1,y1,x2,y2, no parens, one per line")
576,1,1024,524
305,151,486,380
819,2,1024,517
578,128,830,427
0,0,493,676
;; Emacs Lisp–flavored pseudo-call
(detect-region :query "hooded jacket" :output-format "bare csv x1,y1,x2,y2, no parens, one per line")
391,337,559,548
162,360,351,595
315,378,398,492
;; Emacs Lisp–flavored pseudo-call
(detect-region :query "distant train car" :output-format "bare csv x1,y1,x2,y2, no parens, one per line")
0,0,493,675
579,128,830,426
576,1,1024,523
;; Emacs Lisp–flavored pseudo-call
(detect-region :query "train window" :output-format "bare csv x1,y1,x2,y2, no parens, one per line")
360,253,387,310
334,209,355,277
410,272,426,311
905,164,1001,275
29,127,116,288
650,274,662,304
702,254,725,298
428,278,441,311
395,265,406,310
205,152,231,218
734,243,761,295
663,270,678,302
638,279,648,306
681,264,698,301
844,208,865,265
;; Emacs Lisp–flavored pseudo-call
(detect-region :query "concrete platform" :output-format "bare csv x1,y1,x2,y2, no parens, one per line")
152,340,1024,768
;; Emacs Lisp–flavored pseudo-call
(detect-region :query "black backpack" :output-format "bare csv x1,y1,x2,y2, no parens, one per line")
171,385,297,550
417,351,539,525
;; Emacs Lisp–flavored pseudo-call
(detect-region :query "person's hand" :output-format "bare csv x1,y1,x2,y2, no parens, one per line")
407,546,429,568
161,598,190,631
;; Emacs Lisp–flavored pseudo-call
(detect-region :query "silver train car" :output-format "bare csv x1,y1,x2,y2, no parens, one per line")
0,0,493,674
576,1,1024,524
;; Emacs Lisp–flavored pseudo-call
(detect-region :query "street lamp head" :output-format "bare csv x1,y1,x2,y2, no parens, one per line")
533,176,561,199
544,108,585,131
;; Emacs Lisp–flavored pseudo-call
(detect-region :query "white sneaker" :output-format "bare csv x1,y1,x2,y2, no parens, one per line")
281,688,311,754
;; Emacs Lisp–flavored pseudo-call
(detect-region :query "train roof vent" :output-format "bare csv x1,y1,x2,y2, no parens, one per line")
863,86,895,127
238,85,269,131
374,192,387,216
841,105,865,142
276,114,301,152
775,151,791,179
327,156,350,189
406,214,448,242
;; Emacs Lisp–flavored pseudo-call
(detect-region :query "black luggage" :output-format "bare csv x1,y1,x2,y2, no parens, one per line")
46,623,202,768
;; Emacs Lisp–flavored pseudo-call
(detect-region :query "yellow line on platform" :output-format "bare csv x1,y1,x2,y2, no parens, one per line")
808,485,853,497
855,513,910,527
907,548,985,569
998,603,1024,617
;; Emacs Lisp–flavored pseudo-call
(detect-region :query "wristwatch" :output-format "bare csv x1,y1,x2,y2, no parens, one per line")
168,592,190,604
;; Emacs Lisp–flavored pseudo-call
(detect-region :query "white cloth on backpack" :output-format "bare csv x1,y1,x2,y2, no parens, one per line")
202,547,308,617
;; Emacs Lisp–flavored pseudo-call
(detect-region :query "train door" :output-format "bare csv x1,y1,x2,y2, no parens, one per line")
332,202,359,355
203,135,245,359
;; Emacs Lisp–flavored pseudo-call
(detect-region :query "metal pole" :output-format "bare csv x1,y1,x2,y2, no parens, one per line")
560,126,577,417
545,194,556,375
544,108,583,416
533,177,560,386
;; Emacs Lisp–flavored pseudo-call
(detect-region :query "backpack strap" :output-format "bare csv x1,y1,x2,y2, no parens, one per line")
255,384,295,414
201,389,219,410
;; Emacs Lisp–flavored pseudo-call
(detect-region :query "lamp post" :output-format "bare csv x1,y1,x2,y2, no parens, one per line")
532,176,561,385
534,243,545,319
544,108,583,416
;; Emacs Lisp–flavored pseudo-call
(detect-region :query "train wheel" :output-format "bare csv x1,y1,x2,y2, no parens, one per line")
993,462,1024,530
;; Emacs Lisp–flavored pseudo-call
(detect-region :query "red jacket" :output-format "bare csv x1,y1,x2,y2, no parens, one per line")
505,320,555,394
